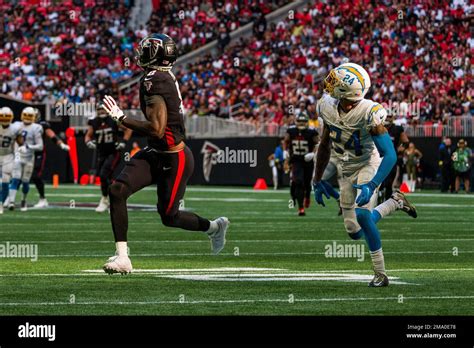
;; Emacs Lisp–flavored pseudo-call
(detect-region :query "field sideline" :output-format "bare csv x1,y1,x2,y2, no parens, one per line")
0,184,473,315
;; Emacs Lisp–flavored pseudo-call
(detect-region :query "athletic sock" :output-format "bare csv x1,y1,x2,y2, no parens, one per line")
374,198,398,221
1,183,9,202
206,220,219,234
370,248,386,275
22,181,30,200
115,241,128,256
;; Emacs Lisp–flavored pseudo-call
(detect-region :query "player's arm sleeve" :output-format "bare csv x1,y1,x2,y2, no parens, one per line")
27,128,44,151
370,125,396,187
366,104,396,186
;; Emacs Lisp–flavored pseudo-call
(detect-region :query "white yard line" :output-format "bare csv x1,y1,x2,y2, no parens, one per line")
0,295,473,307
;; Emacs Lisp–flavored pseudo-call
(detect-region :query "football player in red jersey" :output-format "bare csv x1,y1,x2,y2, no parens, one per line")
101,34,229,274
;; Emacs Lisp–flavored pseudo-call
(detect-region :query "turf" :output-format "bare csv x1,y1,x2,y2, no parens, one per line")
0,184,473,315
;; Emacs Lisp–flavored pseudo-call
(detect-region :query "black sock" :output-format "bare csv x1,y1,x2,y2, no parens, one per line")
160,211,210,231
109,182,132,242
33,177,45,199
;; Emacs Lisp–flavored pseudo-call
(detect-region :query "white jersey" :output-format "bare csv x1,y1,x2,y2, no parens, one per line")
0,124,21,157
317,93,387,174
10,122,44,160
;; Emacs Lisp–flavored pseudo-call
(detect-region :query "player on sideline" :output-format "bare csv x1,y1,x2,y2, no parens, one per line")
8,107,44,211
313,63,417,287
32,108,70,208
101,33,229,274
85,108,132,213
0,107,23,214
284,112,319,216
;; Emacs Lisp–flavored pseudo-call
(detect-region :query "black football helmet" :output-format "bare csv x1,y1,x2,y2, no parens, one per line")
135,33,178,69
296,112,309,130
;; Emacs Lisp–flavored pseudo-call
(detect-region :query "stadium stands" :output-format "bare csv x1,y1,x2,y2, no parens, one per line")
0,0,472,130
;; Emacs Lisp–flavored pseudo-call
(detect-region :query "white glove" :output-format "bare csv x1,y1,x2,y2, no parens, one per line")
115,141,126,151
18,145,28,154
304,152,315,162
102,95,126,124
60,142,70,151
86,140,97,149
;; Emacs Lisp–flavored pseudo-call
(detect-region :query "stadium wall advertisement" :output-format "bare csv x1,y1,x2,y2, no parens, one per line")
41,135,474,187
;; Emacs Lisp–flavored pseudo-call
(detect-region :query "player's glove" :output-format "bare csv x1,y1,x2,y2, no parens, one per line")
353,181,377,207
313,181,330,207
86,140,97,149
60,142,70,151
115,141,126,151
18,145,28,154
102,95,126,124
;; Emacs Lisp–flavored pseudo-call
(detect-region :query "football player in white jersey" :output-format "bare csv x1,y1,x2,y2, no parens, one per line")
8,107,44,212
313,63,417,287
0,107,24,214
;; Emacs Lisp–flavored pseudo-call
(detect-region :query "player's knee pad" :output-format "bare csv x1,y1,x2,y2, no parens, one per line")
2,173,11,183
108,181,131,201
342,208,361,235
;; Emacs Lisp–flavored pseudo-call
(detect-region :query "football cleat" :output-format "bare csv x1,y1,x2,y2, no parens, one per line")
298,208,306,216
20,200,27,212
368,273,389,287
34,198,49,208
8,202,15,211
95,197,109,213
208,217,229,255
391,190,417,218
103,255,133,275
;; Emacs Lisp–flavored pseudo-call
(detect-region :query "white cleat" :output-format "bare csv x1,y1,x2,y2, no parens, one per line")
34,198,49,208
208,217,229,255
95,197,109,213
103,255,133,275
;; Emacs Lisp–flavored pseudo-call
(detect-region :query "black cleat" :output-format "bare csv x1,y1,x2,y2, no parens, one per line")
391,190,417,218
368,273,389,287
298,208,306,216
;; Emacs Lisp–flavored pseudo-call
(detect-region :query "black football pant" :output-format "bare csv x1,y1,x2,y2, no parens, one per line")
109,146,210,242
98,152,120,197
31,150,46,199
292,161,313,209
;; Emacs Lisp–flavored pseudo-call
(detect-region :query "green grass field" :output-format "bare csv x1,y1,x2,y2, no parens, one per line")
0,184,473,315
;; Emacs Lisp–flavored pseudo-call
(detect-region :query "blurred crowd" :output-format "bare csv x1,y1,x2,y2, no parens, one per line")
173,0,473,128
0,0,472,129
0,0,287,107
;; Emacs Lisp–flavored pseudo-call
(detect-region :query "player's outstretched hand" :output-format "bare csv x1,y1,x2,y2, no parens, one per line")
313,181,330,207
102,95,126,124
353,181,377,206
